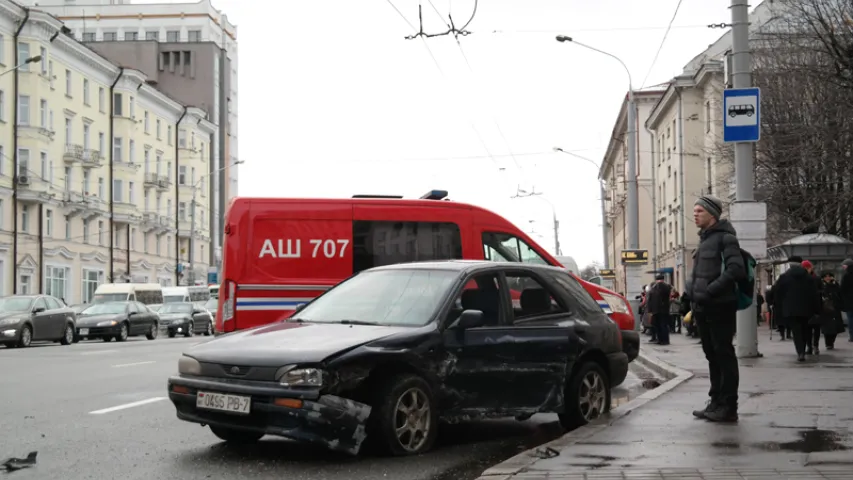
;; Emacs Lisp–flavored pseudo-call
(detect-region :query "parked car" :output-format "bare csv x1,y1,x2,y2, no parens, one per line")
168,260,628,456
203,298,217,323
76,301,159,342
0,295,77,348
159,302,214,338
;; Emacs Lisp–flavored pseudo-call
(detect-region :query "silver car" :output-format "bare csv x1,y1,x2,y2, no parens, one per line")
0,295,77,348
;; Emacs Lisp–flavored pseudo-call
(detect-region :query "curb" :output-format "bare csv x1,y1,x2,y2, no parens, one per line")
474,350,694,480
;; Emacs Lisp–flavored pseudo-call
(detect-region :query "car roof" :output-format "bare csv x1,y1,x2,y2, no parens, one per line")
368,260,568,275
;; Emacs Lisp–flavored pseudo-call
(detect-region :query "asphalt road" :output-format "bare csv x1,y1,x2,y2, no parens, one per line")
0,336,649,480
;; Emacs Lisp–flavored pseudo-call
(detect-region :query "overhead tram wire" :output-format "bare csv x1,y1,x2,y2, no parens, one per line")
384,0,503,172
640,0,684,88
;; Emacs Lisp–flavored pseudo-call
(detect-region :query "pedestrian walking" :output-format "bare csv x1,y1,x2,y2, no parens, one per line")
646,275,672,346
801,260,823,355
687,195,746,423
819,271,845,350
669,289,682,334
769,256,821,362
756,291,765,326
839,258,853,342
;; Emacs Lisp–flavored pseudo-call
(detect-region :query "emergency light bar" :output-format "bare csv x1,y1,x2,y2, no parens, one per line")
352,190,449,200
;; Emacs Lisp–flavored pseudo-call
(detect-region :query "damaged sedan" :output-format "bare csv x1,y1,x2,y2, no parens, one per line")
167,261,628,456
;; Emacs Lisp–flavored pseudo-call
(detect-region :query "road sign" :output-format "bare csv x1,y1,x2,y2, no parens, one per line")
621,249,649,265
600,269,616,279
723,87,760,143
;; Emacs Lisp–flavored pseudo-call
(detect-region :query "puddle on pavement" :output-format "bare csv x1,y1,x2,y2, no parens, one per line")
753,429,850,453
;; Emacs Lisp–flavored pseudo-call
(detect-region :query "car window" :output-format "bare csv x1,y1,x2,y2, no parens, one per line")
548,271,610,319
482,232,551,265
45,297,62,310
504,272,568,323
128,303,139,314
135,302,149,313
445,272,503,327
33,297,48,311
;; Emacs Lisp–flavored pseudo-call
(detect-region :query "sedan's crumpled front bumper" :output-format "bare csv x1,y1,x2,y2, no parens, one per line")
167,375,372,455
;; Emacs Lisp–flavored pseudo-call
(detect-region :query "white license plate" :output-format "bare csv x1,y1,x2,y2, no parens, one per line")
78,328,89,335
196,391,251,415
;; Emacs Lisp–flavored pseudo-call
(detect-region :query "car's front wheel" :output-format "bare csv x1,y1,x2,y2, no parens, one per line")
184,323,193,337
559,360,611,431
369,374,438,456
209,425,264,444
115,322,129,342
18,325,32,348
146,324,158,340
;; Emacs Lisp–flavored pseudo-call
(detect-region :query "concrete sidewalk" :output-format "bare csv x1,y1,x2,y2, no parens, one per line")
476,325,853,479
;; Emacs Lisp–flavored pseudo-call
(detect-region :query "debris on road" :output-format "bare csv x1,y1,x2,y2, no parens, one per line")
2,451,37,472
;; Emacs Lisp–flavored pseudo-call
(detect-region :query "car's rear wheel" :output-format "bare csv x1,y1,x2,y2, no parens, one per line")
146,324,158,340
559,361,611,431
60,324,74,345
204,321,213,336
209,425,264,444
369,374,437,456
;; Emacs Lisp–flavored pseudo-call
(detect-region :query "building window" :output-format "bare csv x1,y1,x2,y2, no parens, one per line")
17,43,29,71
166,30,179,42
156,119,161,139
178,165,186,185
352,221,463,273
124,31,138,41
39,47,46,73
167,125,172,145
103,32,117,41
65,69,71,96
83,219,90,244
82,32,95,42
144,111,150,133
18,274,31,295
188,30,201,42
64,167,71,191
113,179,123,202
146,31,159,41
17,95,29,125
98,87,105,112
45,265,68,300
98,220,105,245
21,205,29,233
129,96,135,118
83,124,90,150
40,151,47,179
99,132,105,153
48,60,54,89
178,129,186,147
0,91,4,122
129,139,135,164
113,93,123,116
45,209,53,237
144,149,150,173
17,148,29,177
179,202,186,220
39,99,46,127
130,227,136,250
83,79,90,105
113,137,122,162
129,181,135,204
65,118,71,145
82,269,101,303
0,34,4,64
98,177,104,198
65,215,71,240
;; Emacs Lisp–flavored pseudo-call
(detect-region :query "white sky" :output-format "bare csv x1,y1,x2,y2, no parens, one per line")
140,0,731,267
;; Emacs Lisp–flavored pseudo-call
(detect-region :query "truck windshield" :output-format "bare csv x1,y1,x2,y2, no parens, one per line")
92,293,129,303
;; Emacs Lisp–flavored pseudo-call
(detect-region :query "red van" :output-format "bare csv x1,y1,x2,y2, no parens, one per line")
216,191,639,361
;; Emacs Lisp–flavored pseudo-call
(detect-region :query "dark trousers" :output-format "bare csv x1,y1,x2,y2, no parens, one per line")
694,310,739,408
655,314,670,344
789,317,817,355
825,333,837,348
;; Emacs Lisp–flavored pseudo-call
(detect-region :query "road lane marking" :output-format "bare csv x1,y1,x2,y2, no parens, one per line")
112,361,156,368
89,397,167,415
79,349,118,356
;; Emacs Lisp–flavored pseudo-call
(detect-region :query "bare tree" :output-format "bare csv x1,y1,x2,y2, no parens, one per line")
579,263,599,281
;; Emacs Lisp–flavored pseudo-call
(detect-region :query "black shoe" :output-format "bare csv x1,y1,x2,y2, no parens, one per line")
797,354,805,362
806,349,813,355
827,345,834,350
814,346,820,355
705,405,738,423
692,399,718,419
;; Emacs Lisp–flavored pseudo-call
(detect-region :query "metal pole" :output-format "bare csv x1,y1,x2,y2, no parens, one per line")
626,89,638,248
600,181,608,268
731,0,760,357
189,189,196,286
552,209,561,256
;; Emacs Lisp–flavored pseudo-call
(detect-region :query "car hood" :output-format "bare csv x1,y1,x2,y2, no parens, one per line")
186,321,413,367
77,314,124,326
0,312,28,323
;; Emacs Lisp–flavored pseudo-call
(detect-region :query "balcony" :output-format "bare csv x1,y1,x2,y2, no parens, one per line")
114,161,141,173
158,215,176,234
64,144,83,164
142,212,161,233
20,125,55,143
16,175,53,204
144,172,160,188
80,195,108,220
81,149,103,168
177,219,194,238
114,201,142,224
62,191,87,216
157,175,171,191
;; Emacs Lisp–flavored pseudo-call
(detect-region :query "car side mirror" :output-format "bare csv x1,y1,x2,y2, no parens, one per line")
32,307,45,314
128,311,137,316
450,309,484,330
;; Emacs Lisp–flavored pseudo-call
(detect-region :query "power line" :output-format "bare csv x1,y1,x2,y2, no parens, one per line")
640,0,685,89
491,24,708,35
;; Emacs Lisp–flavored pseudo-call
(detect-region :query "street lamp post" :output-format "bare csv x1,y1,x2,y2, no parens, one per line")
556,36,644,314
188,160,244,285
512,188,560,256
1,55,41,78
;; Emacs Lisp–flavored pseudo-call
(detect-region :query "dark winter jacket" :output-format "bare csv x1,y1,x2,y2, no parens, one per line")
687,219,746,313
839,260,853,311
819,279,845,335
770,264,821,320
646,281,672,315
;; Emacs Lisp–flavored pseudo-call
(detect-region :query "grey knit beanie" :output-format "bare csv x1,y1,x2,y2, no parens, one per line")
695,195,723,220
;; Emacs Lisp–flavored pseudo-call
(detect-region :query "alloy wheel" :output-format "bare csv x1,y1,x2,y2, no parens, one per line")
578,370,607,422
393,387,431,453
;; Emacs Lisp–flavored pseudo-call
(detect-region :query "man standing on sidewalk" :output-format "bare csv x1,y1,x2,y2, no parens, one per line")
839,258,853,342
769,256,821,361
646,274,672,346
687,195,745,423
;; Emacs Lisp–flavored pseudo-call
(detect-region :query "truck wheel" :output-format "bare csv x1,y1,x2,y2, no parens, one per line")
369,374,437,456
559,361,611,431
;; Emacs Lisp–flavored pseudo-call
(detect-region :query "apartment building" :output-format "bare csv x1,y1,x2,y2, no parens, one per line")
600,88,665,295
0,1,214,302
19,0,237,279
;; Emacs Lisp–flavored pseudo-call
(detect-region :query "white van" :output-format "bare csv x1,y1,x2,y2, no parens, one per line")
92,283,164,305
162,286,210,304
209,284,220,299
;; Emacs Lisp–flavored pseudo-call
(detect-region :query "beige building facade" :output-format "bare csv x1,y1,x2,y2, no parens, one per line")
0,2,215,303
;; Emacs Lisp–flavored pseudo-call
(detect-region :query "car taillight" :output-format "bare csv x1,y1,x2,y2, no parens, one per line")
600,292,631,315
221,279,236,332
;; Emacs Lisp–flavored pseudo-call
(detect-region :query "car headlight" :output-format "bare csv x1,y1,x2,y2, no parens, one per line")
178,355,202,375
97,320,118,326
600,293,631,315
276,366,324,387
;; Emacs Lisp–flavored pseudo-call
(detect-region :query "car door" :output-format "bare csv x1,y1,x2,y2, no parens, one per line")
44,296,67,338
134,302,155,331
30,297,54,341
546,270,622,354
126,302,143,335
191,305,209,333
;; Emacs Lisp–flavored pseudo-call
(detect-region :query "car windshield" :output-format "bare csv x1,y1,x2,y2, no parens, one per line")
163,295,185,303
92,293,128,303
159,303,193,314
0,297,35,313
293,269,458,326
204,299,217,310
82,302,127,315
